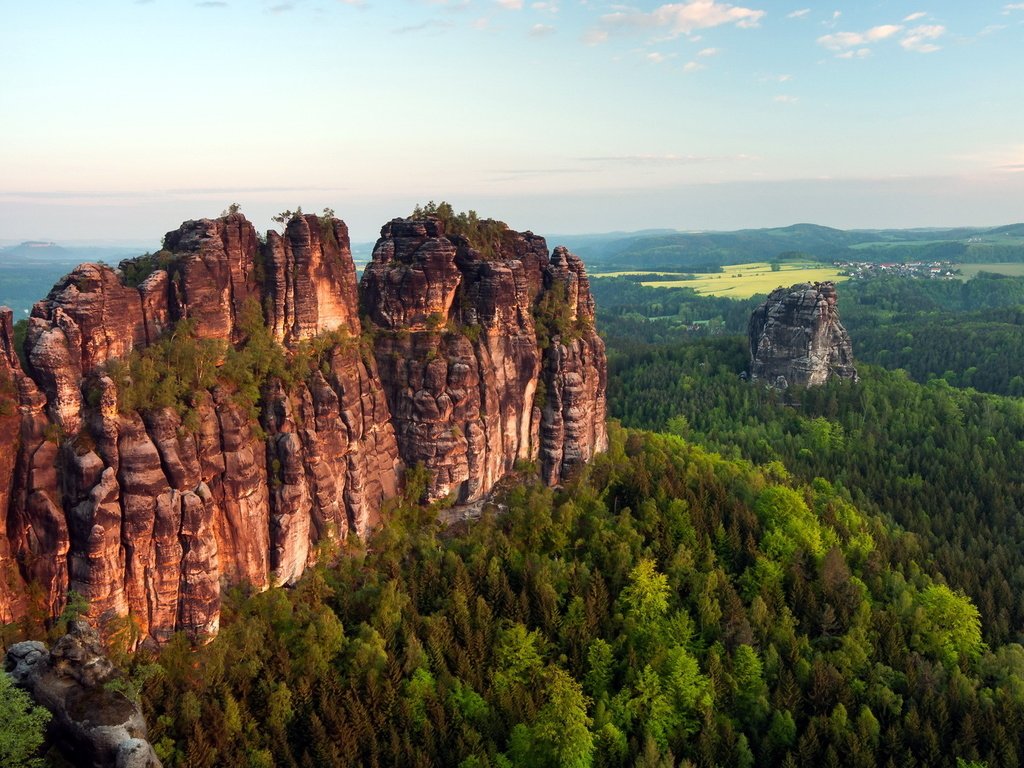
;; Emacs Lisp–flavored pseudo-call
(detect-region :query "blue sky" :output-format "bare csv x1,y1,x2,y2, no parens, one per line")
1,0,1023,243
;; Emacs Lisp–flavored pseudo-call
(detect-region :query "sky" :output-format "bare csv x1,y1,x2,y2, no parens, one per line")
1,0,1023,244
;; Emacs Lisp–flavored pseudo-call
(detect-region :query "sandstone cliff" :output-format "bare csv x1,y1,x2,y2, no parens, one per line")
362,218,607,502
0,210,606,644
748,281,857,388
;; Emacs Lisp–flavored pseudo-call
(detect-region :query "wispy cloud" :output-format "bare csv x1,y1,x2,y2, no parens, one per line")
394,18,454,33
697,47,720,56
496,0,522,9
787,8,810,19
269,3,295,13
774,94,799,103
904,11,927,21
579,153,753,165
683,61,705,72
901,24,944,52
1003,3,1024,12
590,1,766,42
196,1,228,7
836,47,871,59
530,23,556,36
818,24,902,51
759,72,792,82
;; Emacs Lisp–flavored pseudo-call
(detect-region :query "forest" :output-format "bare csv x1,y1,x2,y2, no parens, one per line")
98,427,1018,767
5,267,1024,767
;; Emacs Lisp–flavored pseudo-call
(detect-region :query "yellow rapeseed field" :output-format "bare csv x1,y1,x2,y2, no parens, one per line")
593,262,847,299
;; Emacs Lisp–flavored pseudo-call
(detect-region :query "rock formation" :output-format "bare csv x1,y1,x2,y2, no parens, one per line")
0,210,606,644
5,620,162,767
362,218,607,501
748,281,857,388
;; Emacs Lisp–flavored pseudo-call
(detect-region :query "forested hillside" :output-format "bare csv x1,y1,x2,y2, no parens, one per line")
560,224,1024,271
114,426,1020,768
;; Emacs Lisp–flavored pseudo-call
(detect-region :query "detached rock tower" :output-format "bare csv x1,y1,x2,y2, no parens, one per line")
748,281,857,388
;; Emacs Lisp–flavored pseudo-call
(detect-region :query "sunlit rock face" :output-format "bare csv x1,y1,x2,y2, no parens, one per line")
0,210,606,644
362,217,607,502
749,281,857,389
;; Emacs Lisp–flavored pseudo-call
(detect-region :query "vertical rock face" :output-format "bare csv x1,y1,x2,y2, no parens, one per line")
748,281,857,388
538,247,609,486
0,309,31,623
362,217,607,501
0,210,605,644
264,215,362,344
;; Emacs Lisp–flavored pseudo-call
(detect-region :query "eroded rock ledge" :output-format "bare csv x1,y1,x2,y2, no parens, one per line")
0,211,607,644
5,620,162,767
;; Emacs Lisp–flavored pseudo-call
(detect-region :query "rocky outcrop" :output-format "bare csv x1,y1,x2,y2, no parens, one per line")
5,620,162,768
362,217,607,502
748,281,857,388
0,210,606,645
537,247,608,486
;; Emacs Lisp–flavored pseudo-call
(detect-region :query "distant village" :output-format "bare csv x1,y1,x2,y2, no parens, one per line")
834,260,960,280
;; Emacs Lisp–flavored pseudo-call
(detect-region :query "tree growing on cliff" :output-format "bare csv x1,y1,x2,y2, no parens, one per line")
0,672,50,768
272,207,303,230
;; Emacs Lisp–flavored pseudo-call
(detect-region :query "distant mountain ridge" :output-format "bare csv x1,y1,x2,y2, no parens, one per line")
0,240,152,262
555,222,1024,271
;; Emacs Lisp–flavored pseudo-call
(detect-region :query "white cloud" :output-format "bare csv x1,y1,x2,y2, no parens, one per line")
869,24,903,40
697,46,720,56
531,1,558,11
583,28,609,44
759,73,792,82
904,11,927,21
1004,3,1024,11
901,24,944,52
496,0,522,9
647,51,669,62
836,47,871,59
530,23,556,36
774,94,799,103
593,1,766,41
787,8,810,18
818,23,901,51
683,60,705,72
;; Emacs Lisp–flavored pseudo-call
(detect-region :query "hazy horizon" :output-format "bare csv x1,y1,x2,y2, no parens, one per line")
3,1,1023,243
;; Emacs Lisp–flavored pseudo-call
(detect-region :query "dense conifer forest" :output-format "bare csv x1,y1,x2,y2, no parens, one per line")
123,426,1016,767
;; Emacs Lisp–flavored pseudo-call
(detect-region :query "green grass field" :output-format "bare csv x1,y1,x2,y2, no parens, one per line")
626,261,847,298
955,263,1024,279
